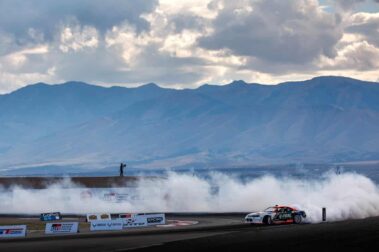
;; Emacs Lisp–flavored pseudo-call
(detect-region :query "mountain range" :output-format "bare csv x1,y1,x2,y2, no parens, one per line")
1,76,379,173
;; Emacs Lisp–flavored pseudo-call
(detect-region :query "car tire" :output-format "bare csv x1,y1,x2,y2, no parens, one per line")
294,215,302,224
264,216,273,225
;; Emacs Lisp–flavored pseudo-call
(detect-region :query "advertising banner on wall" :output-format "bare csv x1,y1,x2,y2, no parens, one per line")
118,213,135,219
86,213,111,222
0,225,27,238
115,213,166,228
90,220,123,231
40,212,62,221
120,214,148,228
45,222,79,234
145,214,166,226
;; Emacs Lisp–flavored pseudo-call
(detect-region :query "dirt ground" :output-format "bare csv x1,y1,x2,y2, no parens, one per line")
0,176,158,189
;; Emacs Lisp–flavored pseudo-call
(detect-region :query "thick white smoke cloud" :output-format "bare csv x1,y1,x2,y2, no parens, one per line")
1,172,378,223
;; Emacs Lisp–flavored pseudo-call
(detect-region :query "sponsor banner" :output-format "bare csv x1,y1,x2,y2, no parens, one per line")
120,215,148,228
116,213,165,228
118,213,135,219
45,222,79,234
0,225,27,238
86,213,111,222
145,214,166,226
90,220,123,231
80,190,93,200
40,212,62,221
103,192,117,202
115,193,130,202
104,192,131,202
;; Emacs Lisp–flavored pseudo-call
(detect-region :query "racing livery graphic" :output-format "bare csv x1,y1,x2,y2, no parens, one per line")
245,205,307,225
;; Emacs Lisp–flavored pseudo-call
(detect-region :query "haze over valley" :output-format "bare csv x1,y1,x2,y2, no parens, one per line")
1,76,379,173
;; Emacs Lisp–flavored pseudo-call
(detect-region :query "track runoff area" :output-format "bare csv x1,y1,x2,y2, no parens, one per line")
0,206,309,239
0,212,203,238
1,213,379,251
0,205,318,239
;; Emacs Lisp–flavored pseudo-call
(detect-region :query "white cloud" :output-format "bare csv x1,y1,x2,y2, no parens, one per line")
59,25,99,53
334,0,366,12
319,41,379,70
0,45,49,72
0,0,378,93
347,12,379,46
0,68,57,94
158,0,216,19
199,0,343,64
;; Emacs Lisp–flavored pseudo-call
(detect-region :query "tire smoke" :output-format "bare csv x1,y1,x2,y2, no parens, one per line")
1,172,378,223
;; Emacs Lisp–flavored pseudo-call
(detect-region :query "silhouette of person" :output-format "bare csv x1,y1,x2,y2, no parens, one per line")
120,163,126,177
336,165,342,175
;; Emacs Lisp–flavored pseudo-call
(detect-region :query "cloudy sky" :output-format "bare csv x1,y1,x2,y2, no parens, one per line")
0,0,379,93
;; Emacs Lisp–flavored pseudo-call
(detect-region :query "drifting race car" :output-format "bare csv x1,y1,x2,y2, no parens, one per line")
245,205,306,225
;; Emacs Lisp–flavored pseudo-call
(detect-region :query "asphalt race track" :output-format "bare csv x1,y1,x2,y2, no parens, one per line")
1,214,379,252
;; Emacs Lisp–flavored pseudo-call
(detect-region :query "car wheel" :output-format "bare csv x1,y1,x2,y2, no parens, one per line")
264,216,273,225
294,215,302,224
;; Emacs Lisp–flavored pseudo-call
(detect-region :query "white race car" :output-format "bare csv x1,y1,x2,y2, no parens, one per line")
245,205,306,225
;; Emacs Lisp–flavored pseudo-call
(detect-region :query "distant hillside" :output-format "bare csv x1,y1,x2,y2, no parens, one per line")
1,76,379,172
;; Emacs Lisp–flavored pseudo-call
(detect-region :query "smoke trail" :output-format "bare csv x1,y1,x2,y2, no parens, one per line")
0,172,378,223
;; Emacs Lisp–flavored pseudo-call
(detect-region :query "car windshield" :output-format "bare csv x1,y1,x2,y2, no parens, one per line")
264,207,278,212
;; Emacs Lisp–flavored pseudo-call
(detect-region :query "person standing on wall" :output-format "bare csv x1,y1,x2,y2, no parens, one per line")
120,162,126,177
